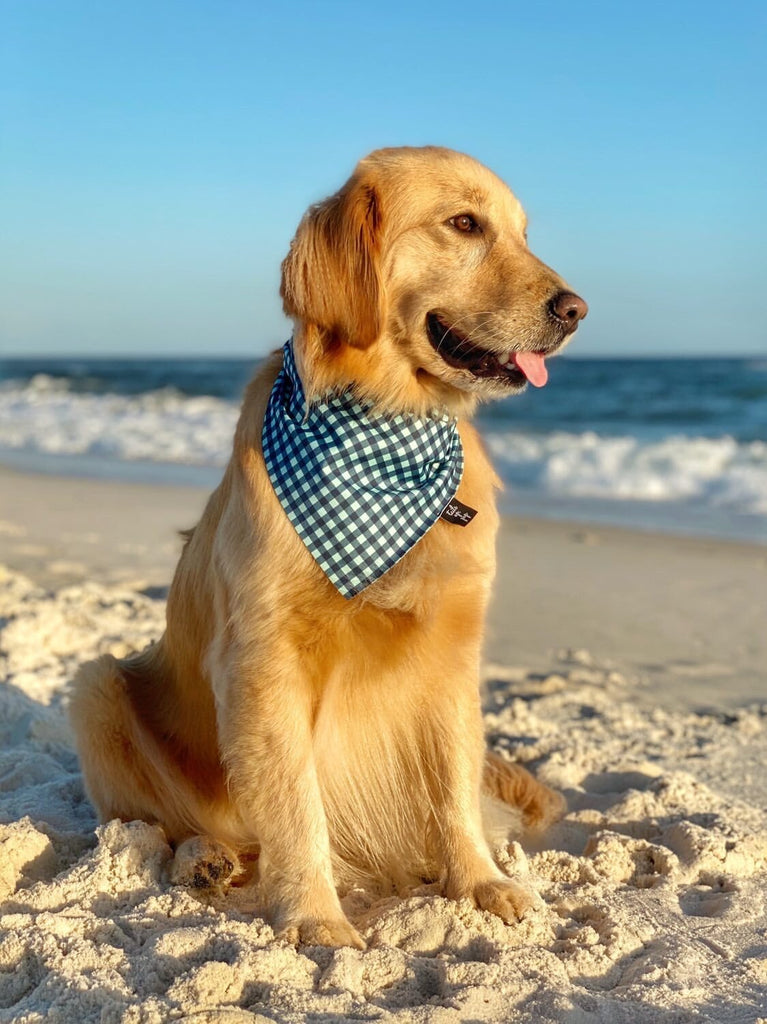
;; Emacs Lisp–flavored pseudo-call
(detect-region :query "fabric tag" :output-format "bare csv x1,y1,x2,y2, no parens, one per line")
440,497,478,526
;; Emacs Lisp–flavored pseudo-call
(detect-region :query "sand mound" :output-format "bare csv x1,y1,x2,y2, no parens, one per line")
1,566,766,1023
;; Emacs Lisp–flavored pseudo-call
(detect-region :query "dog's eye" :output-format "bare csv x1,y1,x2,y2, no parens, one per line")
449,214,480,234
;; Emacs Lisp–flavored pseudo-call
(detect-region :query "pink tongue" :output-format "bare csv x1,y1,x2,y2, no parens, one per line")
512,351,548,387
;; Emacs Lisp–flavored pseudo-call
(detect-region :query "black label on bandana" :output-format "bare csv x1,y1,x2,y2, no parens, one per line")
440,497,478,527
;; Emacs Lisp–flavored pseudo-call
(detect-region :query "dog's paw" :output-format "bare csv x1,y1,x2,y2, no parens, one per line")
471,878,538,924
279,915,366,950
522,783,567,832
169,835,239,890
483,752,567,833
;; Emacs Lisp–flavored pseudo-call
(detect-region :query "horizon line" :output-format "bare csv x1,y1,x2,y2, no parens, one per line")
1,350,764,363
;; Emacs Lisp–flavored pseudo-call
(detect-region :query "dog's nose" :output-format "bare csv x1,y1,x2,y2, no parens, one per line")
550,291,588,333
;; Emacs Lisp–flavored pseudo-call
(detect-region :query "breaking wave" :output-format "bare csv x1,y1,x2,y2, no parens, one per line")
1,375,765,520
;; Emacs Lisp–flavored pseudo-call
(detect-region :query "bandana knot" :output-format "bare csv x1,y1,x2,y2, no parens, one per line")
262,340,464,598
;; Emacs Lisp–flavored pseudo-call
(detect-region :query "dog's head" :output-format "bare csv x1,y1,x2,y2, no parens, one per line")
281,146,586,416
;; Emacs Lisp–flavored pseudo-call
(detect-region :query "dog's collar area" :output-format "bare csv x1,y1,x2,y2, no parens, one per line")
262,340,465,598
425,312,548,387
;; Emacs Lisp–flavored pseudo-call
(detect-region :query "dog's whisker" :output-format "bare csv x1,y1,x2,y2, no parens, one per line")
436,312,498,356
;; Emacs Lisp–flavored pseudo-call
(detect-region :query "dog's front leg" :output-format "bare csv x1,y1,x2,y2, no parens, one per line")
220,656,364,949
428,694,536,924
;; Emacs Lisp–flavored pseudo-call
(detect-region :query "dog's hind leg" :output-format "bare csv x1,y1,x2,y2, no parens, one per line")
69,654,224,846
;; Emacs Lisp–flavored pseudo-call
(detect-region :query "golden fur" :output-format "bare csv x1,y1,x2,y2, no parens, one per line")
70,146,584,949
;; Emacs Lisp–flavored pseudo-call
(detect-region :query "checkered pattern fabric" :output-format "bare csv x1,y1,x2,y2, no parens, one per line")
262,340,464,598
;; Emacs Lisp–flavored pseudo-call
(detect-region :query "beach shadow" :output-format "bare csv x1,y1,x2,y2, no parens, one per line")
0,676,75,749
0,949,48,1012
564,936,767,1023
482,671,568,707
579,770,658,794
0,677,97,887
0,949,142,1020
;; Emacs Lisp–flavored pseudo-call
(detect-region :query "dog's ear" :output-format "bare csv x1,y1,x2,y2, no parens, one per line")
280,170,383,349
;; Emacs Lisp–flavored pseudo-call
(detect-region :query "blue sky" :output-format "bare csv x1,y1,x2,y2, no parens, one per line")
1,0,764,357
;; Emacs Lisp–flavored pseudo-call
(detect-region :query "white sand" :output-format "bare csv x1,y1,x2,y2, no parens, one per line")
2,553,767,1023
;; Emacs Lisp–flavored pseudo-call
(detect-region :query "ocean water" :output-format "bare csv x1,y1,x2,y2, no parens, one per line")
1,353,766,543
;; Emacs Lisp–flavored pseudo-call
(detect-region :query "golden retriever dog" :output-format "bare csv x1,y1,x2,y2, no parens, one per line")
70,146,587,950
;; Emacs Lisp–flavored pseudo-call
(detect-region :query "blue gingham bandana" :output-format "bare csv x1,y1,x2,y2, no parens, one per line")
262,340,464,598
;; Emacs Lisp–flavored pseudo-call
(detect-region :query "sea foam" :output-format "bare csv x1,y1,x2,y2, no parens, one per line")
2,376,766,521
0,374,238,466
485,430,767,514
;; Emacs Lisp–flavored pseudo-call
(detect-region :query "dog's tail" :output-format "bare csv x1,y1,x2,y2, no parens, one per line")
482,751,566,834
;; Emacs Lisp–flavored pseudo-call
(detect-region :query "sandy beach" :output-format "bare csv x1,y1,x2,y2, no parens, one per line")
1,465,766,1023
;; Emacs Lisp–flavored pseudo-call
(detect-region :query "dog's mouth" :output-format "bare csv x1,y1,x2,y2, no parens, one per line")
425,313,550,387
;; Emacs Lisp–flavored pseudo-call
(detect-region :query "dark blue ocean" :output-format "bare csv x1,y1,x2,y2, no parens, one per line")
1,354,766,542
